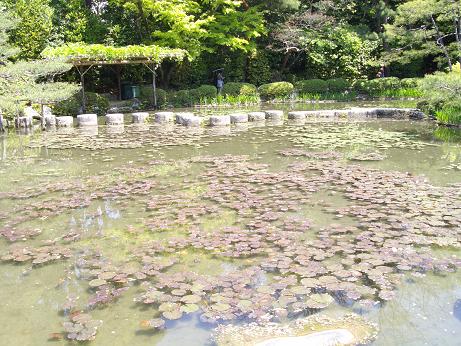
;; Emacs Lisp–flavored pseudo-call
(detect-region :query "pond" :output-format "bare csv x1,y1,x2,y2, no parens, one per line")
0,101,460,345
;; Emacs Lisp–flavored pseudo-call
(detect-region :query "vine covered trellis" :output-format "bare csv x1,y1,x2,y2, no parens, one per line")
42,43,187,110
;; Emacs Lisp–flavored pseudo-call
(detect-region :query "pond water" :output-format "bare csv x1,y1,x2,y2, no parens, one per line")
0,102,460,345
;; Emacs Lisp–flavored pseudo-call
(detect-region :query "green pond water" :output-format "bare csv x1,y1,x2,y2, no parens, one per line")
0,101,460,346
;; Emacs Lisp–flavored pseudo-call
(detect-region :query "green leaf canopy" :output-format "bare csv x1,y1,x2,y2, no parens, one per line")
42,43,187,65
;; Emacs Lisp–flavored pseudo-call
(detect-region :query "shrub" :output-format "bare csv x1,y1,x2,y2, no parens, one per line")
400,78,420,88
54,92,109,116
258,82,294,100
168,90,191,107
222,82,258,97
295,79,328,94
190,85,217,103
419,64,461,125
352,77,401,96
353,79,368,93
139,86,168,107
327,78,350,92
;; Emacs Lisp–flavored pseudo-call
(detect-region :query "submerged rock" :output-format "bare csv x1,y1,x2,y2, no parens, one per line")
214,313,378,346
256,329,355,346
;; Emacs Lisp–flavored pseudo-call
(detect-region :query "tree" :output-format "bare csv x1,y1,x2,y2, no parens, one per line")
270,6,379,79
385,0,461,71
6,0,54,59
0,2,79,121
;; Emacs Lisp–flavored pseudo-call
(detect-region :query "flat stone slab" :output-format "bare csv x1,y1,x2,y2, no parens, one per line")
229,113,249,124
56,116,74,127
209,115,231,126
44,115,56,127
105,113,124,125
132,112,149,123
14,115,33,128
265,110,284,120
288,111,309,120
175,112,195,125
77,113,98,126
248,112,266,122
154,112,175,123
183,116,202,127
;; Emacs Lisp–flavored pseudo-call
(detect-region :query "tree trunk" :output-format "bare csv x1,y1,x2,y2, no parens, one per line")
0,113,4,133
431,15,453,71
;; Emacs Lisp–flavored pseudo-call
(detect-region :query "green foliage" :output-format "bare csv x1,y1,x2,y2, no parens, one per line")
419,64,461,125
258,82,294,100
190,85,217,103
0,3,78,119
435,107,461,126
400,78,420,88
200,94,260,106
8,0,53,59
168,90,191,108
246,51,272,86
384,0,461,70
327,78,351,92
54,92,108,117
222,82,258,97
353,77,401,95
42,43,187,64
116,0,266,58
297,92,357,102
295,79,328,94
139,86,168,108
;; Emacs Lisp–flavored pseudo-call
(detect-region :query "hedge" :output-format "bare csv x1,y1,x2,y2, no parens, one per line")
222,82,258,97
295,79,328,94
258,82,294,100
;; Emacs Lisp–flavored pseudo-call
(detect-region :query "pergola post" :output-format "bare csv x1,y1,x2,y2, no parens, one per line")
76,65,94,113
152,63,157,109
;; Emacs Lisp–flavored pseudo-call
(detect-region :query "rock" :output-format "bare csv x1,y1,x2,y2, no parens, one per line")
229,113,248,124
14,115,33,128
44,114,56,127
255,329,355,346
56,116,74,127
132,112,149,124
248,112,266,122
105,113,124,125
210,115,231,126
175,112,195,125
288,111,308,120
183,116,202,127
265,110,284,120
154,112,175,123
77,114,98,127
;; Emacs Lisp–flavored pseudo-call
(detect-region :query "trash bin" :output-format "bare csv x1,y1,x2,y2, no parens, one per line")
122,84,141,100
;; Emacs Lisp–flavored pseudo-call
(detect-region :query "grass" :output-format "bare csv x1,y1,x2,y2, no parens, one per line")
369,88,423,98
199,94,260,106
435,107,461,126
296,91,358,102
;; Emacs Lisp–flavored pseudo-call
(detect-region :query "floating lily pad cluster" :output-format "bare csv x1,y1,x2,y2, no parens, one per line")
62,313,102,341
0,120,459,344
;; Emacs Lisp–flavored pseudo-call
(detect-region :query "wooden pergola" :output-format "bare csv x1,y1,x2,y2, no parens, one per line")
74,60,160,111
42,44,187,112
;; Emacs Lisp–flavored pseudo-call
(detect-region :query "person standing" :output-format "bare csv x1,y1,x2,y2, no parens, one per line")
216,72,224,94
